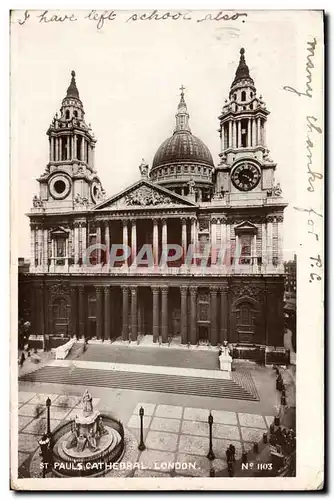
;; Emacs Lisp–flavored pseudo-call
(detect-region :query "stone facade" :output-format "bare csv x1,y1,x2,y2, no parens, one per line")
19,49,287,349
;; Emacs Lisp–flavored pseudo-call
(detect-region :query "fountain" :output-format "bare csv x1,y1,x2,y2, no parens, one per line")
51,389,125,477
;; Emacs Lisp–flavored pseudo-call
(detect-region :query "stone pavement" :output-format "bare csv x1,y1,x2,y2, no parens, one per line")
17,389,275,478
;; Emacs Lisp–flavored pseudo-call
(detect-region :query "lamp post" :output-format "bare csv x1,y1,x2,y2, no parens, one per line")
46,397,51,437
38,434,51,478
138,406,146,451
207,412,215,460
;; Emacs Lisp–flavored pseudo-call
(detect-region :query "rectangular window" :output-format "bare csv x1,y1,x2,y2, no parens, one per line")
239,234,252,264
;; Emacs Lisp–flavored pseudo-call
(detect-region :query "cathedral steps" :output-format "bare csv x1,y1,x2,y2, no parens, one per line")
19,365,259,401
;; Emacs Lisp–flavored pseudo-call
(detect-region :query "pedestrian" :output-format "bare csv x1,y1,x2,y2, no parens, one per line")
228,444,236,462
19,351,25,368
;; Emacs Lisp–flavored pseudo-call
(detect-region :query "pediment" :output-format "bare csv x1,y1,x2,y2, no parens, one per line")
234,220,258,233
94,180,197,211
50,226,70,237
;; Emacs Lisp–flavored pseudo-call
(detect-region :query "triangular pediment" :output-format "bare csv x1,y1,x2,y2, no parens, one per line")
94,179,197,211
234,220,258,233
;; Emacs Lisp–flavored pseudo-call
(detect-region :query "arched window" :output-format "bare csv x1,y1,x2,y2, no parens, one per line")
241,91,246,102
65,110,70,120
73,110,78,118
233,93,237,100
250,92,253,98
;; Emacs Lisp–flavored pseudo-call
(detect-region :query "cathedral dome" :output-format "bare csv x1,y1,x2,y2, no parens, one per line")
152,131,214,169
149,89,214,198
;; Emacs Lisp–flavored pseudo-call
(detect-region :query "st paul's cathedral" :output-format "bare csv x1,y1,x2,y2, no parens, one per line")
19,49,287,356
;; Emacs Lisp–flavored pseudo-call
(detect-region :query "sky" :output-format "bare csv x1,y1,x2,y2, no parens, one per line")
11,9,322,259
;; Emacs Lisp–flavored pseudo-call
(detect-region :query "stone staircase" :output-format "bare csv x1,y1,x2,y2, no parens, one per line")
19,365,259,401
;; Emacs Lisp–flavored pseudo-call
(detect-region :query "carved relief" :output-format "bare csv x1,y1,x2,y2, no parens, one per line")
229,282,265,303
198,219,210,231
49,281,71,299
124,187,172,206
74,193,89,207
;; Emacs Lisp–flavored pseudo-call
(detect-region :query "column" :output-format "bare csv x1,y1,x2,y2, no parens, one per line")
153,219,159,266
67,136,70,160
180,286,188,344
38,226,43,267
226,223,231,266
237,120,242,147
43,229,48,269
210,286,218,346
220,285,228,342
30,225,36,269
277,216,284,267
74,223,79,265
91,146,95,167
81,136,85,161
122,286,129,340
220,219,227,267
247,119,251,147
58,137,62,161
80,222,87,264
262,120,266,147
181,218,187,263
73,134,77,159
152,286,160,343
261,221,267,267
71,136,74,161
189,286,197,345
191,217,196,245
211,219,217,265
50,137,54,161
104,286,111,341
257,117,261,146
122,220,128,267
70,287,77,337
105,221,110,266
162,218,168,254
78,285,85,338
253,233,257,269
161,286,168,343
38,284,45,340
228,121,232,148
95,286,103,340
96,223,101,265
131,220,137,266
130,286,138,341
267,217,273,268
232,121,237,148
252,118,256,147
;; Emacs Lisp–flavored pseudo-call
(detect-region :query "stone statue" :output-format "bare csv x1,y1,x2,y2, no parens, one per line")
219,340,232,372
33,195,43,208
273,182,282,196
82,389,93,417
66,422,78,449
98,415,108,436
188,178,195,195
139,159,149,179
87,427,98,451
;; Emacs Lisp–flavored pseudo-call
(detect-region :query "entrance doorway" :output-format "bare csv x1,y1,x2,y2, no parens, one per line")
52,297,70,336
236,302,255,343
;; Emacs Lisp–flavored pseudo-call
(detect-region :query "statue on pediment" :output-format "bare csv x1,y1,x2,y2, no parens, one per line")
139,159,149,179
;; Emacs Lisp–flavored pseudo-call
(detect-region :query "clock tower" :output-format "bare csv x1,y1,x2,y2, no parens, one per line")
216,48,281,206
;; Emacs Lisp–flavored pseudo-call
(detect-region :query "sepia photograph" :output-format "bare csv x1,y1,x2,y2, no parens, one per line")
10,8,324,490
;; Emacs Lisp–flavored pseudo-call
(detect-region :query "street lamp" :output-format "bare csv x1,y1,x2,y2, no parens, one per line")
46,397,51,437
138,406,146,451
207,412,215,460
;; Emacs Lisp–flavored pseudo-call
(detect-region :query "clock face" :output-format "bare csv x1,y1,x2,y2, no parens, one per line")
231,163,260,191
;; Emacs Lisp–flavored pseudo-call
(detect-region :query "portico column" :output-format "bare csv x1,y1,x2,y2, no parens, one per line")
122,286,129,340
104,221,110,266
252,118,256,147
220,218,227,267
277,216,284,266
122,220,128,267
96,222,101,265
130,286,138,341
180,286,188,344
161,286,168,343
162,218,167,256
131,220,137,266
210,286,218,346
267,217,273,268
104,286,111,341
228,121,232,148
78,285,85,339
80,222,87,264
30,225,36,268
95,286,103,340
261,221,267,267
152,286,160,343
247,119,251,147
237,120,242,147
181,218,187,263
191,217,196,245
257,117,261,145
189,286,197,345
38,226,43,267
38,284,45,342
43,229,48,269
74,223,79,265
220,285,229,342
153,219,159,266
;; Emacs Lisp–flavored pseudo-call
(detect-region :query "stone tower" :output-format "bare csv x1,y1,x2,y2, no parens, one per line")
32,70,105,214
